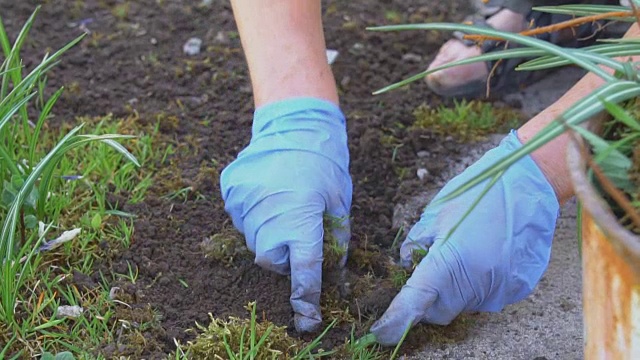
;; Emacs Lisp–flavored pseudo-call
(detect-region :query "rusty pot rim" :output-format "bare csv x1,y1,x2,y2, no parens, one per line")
567,137,640,260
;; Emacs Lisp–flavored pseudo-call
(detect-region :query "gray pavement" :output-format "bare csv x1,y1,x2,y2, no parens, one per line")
398,67,588,360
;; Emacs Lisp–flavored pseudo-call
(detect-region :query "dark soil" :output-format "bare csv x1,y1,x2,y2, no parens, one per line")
2,0,513,358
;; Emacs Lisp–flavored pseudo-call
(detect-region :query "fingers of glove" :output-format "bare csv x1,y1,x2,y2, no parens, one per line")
372,243,469,346
370,285,437,346
242,190,327,333
399,218,436,269
288,195,351,332
289,235,324,333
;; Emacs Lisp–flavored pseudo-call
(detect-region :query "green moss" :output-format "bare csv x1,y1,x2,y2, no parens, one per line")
412,100,524,142
322,214,348,270
200,231,249,265
187,302,304,360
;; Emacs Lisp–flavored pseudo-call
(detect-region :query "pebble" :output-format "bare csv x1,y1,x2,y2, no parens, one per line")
109,287,121,300
326,49,339,65
402,53,423,63
183,37,203,56
417,168,429,180
417,150,430,158
214,31,228,44
57,305,83,318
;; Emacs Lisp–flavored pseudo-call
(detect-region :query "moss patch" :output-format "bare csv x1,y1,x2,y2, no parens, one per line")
412,100,525,142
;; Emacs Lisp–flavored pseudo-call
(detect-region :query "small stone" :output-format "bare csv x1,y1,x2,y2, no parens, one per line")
109,287,121,300
150,37,158,45
417,168,429,180
214,31,228,44
183,37,203,56
401,53,422,63
352,43,365,51
326,49,339,65
340,76,351,87
57,305,83,318
416,150,430,158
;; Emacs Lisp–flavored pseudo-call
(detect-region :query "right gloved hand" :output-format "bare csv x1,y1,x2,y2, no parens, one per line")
220,97,353,333
371,130,560,346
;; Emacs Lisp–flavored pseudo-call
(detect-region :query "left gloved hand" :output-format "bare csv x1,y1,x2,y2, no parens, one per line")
370,130,560,346
220,97,352,333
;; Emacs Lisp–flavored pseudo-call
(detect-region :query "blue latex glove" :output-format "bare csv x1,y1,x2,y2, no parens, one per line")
220,97,352,333
370,130,560,346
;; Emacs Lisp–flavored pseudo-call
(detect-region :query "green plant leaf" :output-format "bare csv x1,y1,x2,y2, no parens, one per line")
40,352,55,360
433,80,640,204
602,99,640,131
91,213,102,230
532,4,634,20
23,215,38,229
54,352,76,360
568,124,634,192
368,22,618,94
518,43,640,71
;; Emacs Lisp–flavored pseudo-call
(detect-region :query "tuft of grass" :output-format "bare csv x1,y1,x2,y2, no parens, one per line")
411,100,524,142
323,214,348,269
186,302,336,359
0,8,172,357
112,2,131,20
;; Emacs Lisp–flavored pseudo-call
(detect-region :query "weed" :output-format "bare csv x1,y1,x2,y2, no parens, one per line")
112,2,131,20
412,100,524,142
411,247,429,269
322,214,348,270
384,10,403,23
186,302,335,359
41,351,76,360
200,232,250,265
389,266,409,289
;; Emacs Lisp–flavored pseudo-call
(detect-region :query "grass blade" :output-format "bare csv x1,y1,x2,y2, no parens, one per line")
519,43,640,71
368,23,617,82
434,80,640,204
533,4,635,19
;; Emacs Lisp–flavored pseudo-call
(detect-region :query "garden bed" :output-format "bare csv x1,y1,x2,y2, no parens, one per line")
0,0,532,357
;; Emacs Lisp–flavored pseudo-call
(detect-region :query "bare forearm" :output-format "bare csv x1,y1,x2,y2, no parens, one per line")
230,0,338,107
517,23,640,204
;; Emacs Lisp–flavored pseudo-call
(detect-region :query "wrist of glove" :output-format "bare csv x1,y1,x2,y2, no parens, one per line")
371,130,560,346
220,97,352,333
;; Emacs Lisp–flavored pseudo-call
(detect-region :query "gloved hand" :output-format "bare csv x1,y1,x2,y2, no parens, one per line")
370,130,560,346
220,97,352,333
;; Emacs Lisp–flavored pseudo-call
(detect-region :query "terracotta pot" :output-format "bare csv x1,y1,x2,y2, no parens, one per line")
567,139,640,359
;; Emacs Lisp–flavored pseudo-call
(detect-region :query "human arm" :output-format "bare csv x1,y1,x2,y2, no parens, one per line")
229,0,338,106
221,1,351,333
519,22,640,204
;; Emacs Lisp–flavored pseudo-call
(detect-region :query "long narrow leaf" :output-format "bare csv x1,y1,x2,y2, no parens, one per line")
100,139,141,167
0,125,83,259
29,87,64,166
533,4,635,20
434,80,640,204
519,43,640,71
372,47,545,95
368,22,616,94
602,100,640,131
